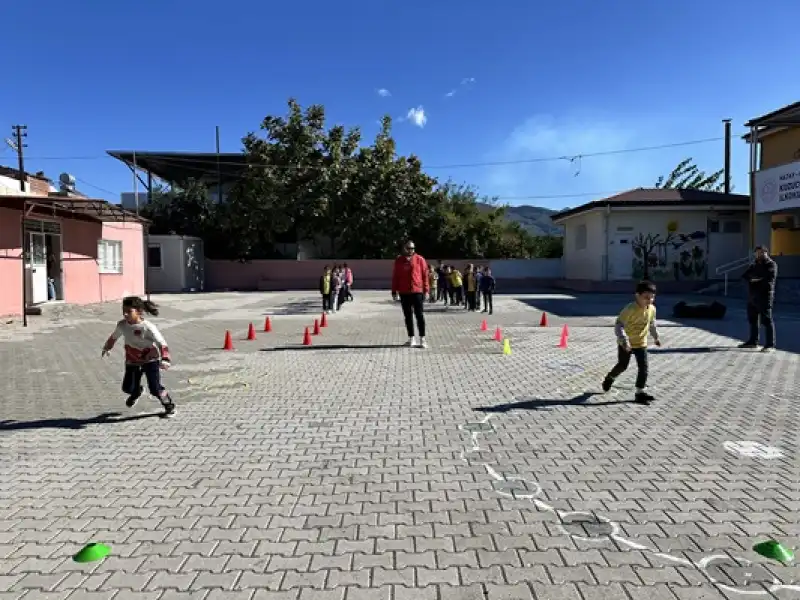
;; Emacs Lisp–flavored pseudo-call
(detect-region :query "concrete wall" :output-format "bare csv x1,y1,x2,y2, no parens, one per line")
204,258,562,291
562,210,605,280
147,235,205,293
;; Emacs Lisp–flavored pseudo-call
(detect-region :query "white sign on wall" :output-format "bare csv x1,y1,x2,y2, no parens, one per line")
754,160,800,214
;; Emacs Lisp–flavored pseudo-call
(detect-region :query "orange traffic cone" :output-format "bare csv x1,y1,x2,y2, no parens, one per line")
302,327,312,346
223,330,234,351
493,327,502,342
557,324,569,349
313,318,321,335
247,323,257,341
320,312,328,327
264,316,272,332
480,319,488,331
540,312,548,327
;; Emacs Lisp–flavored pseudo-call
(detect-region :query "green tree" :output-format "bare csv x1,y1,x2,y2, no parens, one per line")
655,158,727,191
140,180,215,237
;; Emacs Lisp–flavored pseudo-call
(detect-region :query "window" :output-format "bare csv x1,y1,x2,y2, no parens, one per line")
574,224,588,250
98,239,123,274
722,220,742,234
148,245,163,269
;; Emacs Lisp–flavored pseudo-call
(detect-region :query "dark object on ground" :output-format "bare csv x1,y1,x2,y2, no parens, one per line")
672,300,727,319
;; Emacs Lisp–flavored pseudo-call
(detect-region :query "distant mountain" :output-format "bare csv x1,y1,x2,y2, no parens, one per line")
478,203,563,236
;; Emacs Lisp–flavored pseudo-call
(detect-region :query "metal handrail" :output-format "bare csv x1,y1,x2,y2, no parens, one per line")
715,255,751,296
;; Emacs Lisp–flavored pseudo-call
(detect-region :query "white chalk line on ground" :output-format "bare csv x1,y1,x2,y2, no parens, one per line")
458,414,800,596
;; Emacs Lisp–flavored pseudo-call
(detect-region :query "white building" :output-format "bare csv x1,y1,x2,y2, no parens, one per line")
146,234,204,293
551,188,750,285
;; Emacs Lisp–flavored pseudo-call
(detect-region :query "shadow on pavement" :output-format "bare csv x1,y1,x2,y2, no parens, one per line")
650,346,739,354
0,412,163,432
261,343,402,352
474,392,636,413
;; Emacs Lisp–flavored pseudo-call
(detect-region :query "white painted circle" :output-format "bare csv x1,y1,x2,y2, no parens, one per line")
492,476,542,500
723,441,784,460
557,511,620,541
697,554,780,596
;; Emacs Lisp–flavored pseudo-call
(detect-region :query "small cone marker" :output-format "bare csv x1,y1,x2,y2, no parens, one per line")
73,542,111,563
264,316,272,332
557,325,568,349
247,323,257,341
502,339,512,355
753,540,795,564
320,312,328,327
223,330,234,351
302,327,312,346
480,319,488,331
313,319,321,335
493,327,502,342
540,312,548,327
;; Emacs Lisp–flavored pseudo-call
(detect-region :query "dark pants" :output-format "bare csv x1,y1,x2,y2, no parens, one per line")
322,293,332,311
399,293,426,338
343,284,353,301
607,346,649,390
746,301,775,347
466,291,477,311
482,291,493,313
122,361,164,399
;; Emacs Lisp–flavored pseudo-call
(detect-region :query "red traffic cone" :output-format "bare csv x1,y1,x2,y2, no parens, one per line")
320,312,328,327
313,318,321,335
480,319,488,331
557,324,568,348
264,316,272,332
247,323,257,341
223,330,234,351
540,312,548,327
302,327,312,346
493,326,503,342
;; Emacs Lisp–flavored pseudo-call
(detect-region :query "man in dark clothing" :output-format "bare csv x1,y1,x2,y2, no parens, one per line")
391,240,429,348
739,246,777,352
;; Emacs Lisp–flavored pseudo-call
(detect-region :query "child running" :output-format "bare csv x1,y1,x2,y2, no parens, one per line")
602,280,661,404
101,296,176,418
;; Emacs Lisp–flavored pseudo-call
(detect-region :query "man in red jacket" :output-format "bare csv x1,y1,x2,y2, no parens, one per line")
391,240,429,348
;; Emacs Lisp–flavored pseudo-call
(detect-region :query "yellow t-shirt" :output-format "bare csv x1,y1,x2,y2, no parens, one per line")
450,272,462,287
466,273,476,292
616,302,657,349
322,275,331,295
429,272,438,288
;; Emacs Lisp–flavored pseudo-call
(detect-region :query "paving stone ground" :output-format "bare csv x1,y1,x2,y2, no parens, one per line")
1,290,800,600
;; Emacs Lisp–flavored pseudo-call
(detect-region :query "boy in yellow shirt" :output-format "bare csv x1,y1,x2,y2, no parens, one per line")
602,280,661,404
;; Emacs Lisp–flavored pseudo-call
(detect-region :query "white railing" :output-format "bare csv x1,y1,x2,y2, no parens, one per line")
715,255,751,296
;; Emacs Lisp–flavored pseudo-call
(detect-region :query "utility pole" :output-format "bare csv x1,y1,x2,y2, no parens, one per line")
11,125,28,192
215,126,222,203
723,119,732,194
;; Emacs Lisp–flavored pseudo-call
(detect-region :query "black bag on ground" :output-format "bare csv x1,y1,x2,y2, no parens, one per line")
672,300,727,319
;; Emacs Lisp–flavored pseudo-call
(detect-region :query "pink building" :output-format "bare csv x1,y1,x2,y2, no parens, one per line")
0,193,147,319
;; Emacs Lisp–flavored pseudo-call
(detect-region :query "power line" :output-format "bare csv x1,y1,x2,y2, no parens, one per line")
15,134,734,172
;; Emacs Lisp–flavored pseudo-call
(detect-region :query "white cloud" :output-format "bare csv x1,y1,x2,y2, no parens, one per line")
461,77,476,85
480,114,723,208
377,88,391,97
444,77,476,98
444,89,456,98
406,106,427,128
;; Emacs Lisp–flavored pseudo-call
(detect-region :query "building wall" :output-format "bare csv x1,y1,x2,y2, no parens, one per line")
757,127,800,255
0,210,145,317
760,128,800,170
204,258,562,291
0,174,54,196
561,210,605,280
146,235,204,293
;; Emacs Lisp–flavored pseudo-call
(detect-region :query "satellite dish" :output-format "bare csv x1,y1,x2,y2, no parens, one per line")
58,172,76,192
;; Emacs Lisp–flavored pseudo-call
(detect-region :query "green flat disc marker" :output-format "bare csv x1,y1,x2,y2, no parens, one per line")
73,542,111,563
753,540,794,563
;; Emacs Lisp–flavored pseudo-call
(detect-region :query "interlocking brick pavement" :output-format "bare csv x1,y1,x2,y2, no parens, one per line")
1,291,800,600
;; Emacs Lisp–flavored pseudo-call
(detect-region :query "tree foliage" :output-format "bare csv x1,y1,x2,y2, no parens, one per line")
142,98,562,261
655,158,728,191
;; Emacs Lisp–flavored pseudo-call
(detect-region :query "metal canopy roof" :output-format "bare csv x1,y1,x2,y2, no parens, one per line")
107,150,247,184
0,194,148,223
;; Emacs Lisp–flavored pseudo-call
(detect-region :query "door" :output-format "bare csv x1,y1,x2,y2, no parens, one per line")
609,235,633,280
29,232,48,304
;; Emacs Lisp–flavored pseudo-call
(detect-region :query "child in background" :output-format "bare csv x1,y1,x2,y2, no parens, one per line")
464,264,478,311
449,267,463,307
331,266,343,313
480,266,496,315
428,265,438,303
475,266,483,311
319,266,332,313
602,280,661,404
101,296,176,418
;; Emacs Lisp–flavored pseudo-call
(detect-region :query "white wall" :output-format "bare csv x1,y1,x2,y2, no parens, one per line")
147,235,204,293
489,259,562,279
561,210,605,280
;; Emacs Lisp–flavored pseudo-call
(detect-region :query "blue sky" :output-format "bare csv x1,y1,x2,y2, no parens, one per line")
2,0,799,210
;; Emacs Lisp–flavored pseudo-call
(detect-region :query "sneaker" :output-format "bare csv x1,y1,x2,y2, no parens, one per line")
405,337,417,347
160,395,176,418
125,392,141,408
602,377,614,392
738,342,759,349
419,338,428,349
761,346,776,353
635,391,655,404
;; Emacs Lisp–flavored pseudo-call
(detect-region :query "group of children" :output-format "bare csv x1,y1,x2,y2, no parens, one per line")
102,279,661,417
318,264,354,314
428,263,497,315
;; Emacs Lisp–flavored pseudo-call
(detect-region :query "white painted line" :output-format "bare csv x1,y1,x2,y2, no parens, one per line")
723,440,784,460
